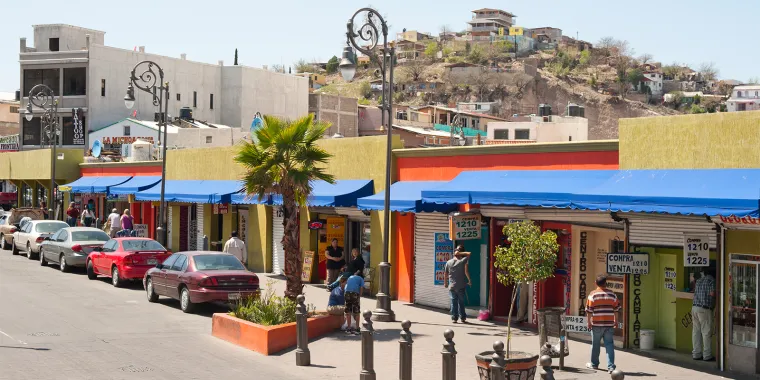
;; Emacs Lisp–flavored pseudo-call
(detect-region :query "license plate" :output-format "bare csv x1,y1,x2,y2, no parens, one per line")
147,259,157,265
228,293,241,301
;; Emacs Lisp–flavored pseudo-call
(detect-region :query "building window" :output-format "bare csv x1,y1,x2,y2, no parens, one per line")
22,118,41,146
730,258,757,348
737,91,743,98
10,106,18,114
176,93,181,101
23,69,60,95
210,94,214,110
49,38,59,52
123,125,131,136
193,91,197,107
515,129,530,139
494,130,509,139
21,183,32,207
63,68,87,96
205,136,212,144
101,79,106,97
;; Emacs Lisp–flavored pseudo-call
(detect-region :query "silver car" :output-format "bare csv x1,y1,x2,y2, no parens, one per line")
39,227,110,272
12,220,68,260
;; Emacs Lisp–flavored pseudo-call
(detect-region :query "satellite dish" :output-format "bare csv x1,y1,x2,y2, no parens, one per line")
92,140,102,158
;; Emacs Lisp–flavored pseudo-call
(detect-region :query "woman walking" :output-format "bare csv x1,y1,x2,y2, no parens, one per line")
120,209,134,236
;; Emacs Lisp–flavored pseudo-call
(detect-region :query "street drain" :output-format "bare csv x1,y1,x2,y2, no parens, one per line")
27,332,59,337
118,365,153,373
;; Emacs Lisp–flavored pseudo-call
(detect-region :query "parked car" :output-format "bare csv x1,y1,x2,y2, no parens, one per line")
11,220,68,259
39,227,110,272
143,251,259,313
0,208,45,250
86,238,171,287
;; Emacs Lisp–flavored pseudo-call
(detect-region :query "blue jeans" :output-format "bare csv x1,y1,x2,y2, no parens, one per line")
449,288,466,321
590,326,615,370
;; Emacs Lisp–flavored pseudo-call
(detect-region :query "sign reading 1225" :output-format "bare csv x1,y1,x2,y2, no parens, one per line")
684,235,709,267
450,214,481,240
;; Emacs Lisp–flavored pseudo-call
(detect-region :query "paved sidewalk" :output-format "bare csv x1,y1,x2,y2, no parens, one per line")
238,274,742,380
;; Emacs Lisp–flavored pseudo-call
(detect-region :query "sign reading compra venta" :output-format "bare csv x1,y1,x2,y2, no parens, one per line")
606,252,649,275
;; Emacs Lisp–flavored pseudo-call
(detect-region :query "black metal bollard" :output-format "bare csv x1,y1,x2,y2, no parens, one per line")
399,320,413,380
539,355,555,380
441,329,456,380
489,341,506,380
610,369,625,380
559,328,566,371
202,235,209,250
295,294,310,366
360,310,376,380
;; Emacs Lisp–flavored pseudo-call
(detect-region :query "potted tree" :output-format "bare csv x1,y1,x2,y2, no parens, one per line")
476,220,559,380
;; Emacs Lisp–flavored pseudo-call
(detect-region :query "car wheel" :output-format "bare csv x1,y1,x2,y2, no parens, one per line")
59,254,70,273
111,266,122,288
26,243,35,260
39,248,48,266
1,234,9,250
146,277,159,303
11,239,18,255
179,287,194,313
86,260,97,280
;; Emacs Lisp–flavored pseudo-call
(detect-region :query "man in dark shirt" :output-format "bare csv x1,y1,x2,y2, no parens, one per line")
327,248,365,291
325,238,345,285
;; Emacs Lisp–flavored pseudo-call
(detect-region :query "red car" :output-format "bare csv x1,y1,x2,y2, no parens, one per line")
86,238,171,287
143,251,259,313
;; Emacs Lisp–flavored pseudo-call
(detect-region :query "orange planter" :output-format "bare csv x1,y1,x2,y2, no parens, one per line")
212,313,343,355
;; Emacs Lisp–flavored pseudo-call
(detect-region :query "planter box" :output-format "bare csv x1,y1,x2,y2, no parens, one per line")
212,312,343,355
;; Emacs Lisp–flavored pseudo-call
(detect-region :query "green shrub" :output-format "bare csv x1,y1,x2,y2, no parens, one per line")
358,98,371,105
231,281,314,326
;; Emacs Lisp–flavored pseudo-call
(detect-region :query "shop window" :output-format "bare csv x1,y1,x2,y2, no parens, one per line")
61,116,86,145
37,185,47,209
23,69,60,95
730,259,757,348
63,68,87,96
21,183,32,207
22,118,41,146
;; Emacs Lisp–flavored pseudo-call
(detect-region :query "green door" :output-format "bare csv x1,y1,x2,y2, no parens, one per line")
657,254,677,349
460,225,489,307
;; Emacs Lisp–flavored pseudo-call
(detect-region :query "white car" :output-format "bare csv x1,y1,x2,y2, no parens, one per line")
12,220,69,260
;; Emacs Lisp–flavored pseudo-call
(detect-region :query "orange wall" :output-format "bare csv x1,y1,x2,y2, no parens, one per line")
397,151,619,181
80,165,161,177
395,213,415,302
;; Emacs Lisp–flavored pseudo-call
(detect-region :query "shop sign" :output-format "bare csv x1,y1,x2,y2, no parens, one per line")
449,213,480,240
238,212,248,244
606,252,649,275
308,220,325,230
717,215,760,226
213,204,229,215
301,251,316,282
578,232,589,316
564,316,623,334
683,235,709,267
324,217,345,263
102,136,156,145
134,224,148,238
71,108,85,145
664,267,677,290
434,232,453,286
0,134,19,151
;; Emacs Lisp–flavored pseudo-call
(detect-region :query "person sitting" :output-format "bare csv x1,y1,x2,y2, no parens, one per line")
328,277,347,321
327,248,365,291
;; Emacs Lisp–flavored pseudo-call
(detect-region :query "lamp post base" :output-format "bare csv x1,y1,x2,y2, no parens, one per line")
372,262,395,322
156,227,166,247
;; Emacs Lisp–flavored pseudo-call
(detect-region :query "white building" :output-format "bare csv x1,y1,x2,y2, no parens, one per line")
19,24,309,150
486,115,588,143
726,85,760,112
642,71,663,96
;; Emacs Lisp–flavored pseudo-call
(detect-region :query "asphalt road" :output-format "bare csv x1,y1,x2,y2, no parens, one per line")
0,248,304,380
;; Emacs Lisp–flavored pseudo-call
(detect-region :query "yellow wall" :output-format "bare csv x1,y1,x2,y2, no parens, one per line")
170,205,180,252
247,205,271,272
724,230,760,374
619,111,760,169
0,148,83,181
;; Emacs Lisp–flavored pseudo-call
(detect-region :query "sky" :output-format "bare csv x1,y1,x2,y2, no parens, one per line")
1,0,757,91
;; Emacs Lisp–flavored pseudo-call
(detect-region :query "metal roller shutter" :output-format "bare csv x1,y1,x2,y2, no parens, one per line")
167,206,172,251
478,206,526,219
196,205,204,250
272,206,285,275
623,214,717,248
335,207,371,223
414,212,451,310
523,209,624,230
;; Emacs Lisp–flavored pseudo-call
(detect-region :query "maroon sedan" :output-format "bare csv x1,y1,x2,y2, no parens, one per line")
143,251,259,313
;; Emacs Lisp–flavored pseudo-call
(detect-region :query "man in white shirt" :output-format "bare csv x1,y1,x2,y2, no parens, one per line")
107,209,121,237
223,231,247,267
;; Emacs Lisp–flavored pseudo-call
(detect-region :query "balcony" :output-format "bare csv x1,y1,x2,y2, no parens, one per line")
468,26,499,33
485,139,537,145
20,50,89,65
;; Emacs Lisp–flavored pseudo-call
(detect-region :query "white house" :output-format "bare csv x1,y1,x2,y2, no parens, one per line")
727,85,760,112
641,72,663,96
486,115,588,143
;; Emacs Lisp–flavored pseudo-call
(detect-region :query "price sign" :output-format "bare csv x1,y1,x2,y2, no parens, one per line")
607,252,649,275
664,267,677,290
301,251,316,282
434,232,452,286
449,214,481,240
564,316,623,333
684,235,709,267
133,224,148,238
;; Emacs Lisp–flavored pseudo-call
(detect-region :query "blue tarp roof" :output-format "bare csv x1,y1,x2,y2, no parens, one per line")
572,169,760,217
135,180,244,204
421,170,617,208
60,176,132,194
109,176,162,195
230,192,271,205
357,181,457,213
271,180,375,207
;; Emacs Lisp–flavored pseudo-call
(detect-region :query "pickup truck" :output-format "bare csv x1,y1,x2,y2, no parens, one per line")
0,208,45,250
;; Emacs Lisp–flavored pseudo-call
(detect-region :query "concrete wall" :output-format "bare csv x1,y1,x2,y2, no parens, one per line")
0,102,19,124
31,24,104,53
358,106,382,135
237,66,309,127
309,93,358,137
487,116,588,142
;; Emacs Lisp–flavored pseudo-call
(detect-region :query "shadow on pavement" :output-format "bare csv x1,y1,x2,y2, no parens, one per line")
621,372,656,377
0,345,50,351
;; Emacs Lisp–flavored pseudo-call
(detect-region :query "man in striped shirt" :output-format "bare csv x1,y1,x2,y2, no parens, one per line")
585,274,621,373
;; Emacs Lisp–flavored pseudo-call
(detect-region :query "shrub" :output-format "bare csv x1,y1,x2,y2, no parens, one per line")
231,281,314,326
358,98,371,105
690,104,706,114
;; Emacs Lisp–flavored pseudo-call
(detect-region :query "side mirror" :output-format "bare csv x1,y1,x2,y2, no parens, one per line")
43,237,50,241
155,263,163,269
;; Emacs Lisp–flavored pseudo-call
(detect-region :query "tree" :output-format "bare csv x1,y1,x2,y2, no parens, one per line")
690,104,706,114
699,62,719,81
627,68,644,91
424,41,439,60
467,44,486,65
638,53,653,65
579,50,591,67
326,55,339,74
403,59,427,82
235,115,335,299
234,48,239,66
465,41,471,54
597,36,616,49
294,59,314,73
439,24,452,47
271,64,285,73
748,77,760,85
358,81,372,99
493,220,559,357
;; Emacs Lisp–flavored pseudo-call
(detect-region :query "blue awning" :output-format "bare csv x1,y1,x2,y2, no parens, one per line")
59,176,132,194
572,169,760,217
109,176,162,195
357,181,457,213
135,180,244,204
422,170,617,207
230,192,272,205
271,180,375,207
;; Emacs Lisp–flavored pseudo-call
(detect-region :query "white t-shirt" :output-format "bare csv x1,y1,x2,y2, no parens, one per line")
108,213,121,228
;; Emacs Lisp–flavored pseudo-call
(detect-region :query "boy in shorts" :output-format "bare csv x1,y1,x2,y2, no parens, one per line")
344,273,365,333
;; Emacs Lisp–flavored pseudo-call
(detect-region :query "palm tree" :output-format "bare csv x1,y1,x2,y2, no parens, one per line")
235,114,334,299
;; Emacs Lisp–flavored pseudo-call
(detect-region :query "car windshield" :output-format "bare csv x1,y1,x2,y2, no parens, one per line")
35,222,69,234
71,230,110,242
122,240,166,251
193,254,245,271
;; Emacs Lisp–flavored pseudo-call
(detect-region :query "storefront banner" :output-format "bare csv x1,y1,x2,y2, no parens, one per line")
213,204,229,215
664,267,676,290
606,252,649,275
238,211,248,244
134,224,148,238
564,316,623,334
683,235,709,267
449,214,481,240
434,232,452,286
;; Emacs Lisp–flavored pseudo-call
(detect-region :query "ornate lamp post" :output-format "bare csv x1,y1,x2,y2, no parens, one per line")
340,7,395,322
25,84,59,217
124,61,170,245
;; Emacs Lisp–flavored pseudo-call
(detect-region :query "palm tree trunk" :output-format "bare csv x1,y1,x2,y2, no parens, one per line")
281,188,302,300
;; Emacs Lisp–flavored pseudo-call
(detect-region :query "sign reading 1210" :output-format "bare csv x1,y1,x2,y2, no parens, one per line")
450,214,481,240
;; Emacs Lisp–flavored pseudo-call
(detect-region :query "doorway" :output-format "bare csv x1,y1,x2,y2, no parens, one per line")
657,253,677,349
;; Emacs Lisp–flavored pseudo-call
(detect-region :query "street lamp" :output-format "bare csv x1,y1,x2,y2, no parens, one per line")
342,7,396,322
125,61,170,246
27,84,59,218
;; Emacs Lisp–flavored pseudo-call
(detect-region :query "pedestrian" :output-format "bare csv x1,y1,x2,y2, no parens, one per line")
344,272,365,333
692,268,716,361
80,205,94,227
327,276,347,318
444,245,472,324
325,238,345,285
40,202,48,220
585,274,621,373
107,208,121,238
327,247,365,291
223,231,247,267
66,203,80,227
120,209,133,235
